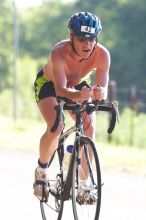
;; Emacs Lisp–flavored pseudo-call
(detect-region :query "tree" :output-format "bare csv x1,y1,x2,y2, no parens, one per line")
19,1,74,62
0,0,13,87
73,0,146,88
2,0,146,89
110,2,146,87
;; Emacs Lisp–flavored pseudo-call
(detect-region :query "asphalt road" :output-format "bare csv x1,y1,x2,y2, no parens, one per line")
0,148,146,220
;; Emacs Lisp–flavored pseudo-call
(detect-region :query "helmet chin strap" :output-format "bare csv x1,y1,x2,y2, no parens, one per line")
71,38,80,57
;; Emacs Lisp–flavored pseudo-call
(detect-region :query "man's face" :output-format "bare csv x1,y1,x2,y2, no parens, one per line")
71,34,97,59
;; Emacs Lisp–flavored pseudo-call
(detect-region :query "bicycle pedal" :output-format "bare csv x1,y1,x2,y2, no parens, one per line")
57,174,62,178
76,196,84,205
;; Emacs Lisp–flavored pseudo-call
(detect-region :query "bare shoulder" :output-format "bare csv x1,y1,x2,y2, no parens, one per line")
50,40,71,61
94,43,111,68
44,40,71,75
95,43,110,59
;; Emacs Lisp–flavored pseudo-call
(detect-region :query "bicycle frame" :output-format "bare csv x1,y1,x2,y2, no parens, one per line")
57,107,92,201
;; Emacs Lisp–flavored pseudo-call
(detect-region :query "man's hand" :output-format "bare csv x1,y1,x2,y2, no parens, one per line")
91,85,105,101
79,86,91,102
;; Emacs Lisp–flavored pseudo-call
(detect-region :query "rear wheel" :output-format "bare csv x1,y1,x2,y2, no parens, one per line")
40,150,64,220
72,136,102,220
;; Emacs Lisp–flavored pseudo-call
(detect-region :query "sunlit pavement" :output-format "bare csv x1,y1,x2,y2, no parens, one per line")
0,148,146,220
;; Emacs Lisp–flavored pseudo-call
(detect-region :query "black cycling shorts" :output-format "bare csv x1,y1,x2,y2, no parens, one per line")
34,69,90,103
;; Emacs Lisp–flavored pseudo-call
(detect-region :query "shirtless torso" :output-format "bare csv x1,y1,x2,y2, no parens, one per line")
43,38,110,101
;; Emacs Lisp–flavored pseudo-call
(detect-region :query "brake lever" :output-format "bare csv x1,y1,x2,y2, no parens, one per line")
112,101,120,122
50,100,64,132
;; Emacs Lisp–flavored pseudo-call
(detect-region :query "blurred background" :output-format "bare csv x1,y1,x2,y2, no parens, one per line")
1,0,146,156
0,0,146,219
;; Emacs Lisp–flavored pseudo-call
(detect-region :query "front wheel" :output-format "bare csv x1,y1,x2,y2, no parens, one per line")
72,136,102,220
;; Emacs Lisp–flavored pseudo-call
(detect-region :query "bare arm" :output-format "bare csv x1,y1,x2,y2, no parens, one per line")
92,46,110,100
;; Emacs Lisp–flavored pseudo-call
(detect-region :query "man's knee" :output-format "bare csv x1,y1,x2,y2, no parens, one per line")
84,122,95,138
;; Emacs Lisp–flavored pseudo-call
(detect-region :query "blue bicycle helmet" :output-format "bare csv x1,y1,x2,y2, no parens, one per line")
68,12,102,38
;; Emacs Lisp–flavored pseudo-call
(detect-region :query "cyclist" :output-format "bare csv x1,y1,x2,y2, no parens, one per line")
33,12,110,202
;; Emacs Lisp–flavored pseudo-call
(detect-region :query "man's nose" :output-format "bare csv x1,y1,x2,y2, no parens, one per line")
83,39,91,44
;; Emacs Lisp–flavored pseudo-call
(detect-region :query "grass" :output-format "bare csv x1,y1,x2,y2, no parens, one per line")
0,115,146,176
0,115,43,154
98,144,146,176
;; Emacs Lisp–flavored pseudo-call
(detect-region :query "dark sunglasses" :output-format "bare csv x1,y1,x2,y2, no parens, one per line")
75,35,96,43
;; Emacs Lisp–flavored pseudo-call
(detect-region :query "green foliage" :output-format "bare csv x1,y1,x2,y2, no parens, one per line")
19,1,73,60
102,108,146,148
110,2,146,87
0,89,13,115
0,56,40,119
17,56,41,119
0,0,13,84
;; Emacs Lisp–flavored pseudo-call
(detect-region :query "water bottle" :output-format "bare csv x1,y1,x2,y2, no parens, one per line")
63,145,73,179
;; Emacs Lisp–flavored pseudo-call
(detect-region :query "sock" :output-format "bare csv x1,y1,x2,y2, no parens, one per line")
38,159,48,169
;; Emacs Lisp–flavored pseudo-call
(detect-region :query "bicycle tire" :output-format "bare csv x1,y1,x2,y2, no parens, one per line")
72,136,102,220
40,150,64,220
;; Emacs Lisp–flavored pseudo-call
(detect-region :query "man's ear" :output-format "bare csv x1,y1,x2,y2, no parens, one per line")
70,34,73,41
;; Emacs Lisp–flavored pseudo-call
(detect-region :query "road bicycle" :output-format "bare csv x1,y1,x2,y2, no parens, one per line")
40,97,119,220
